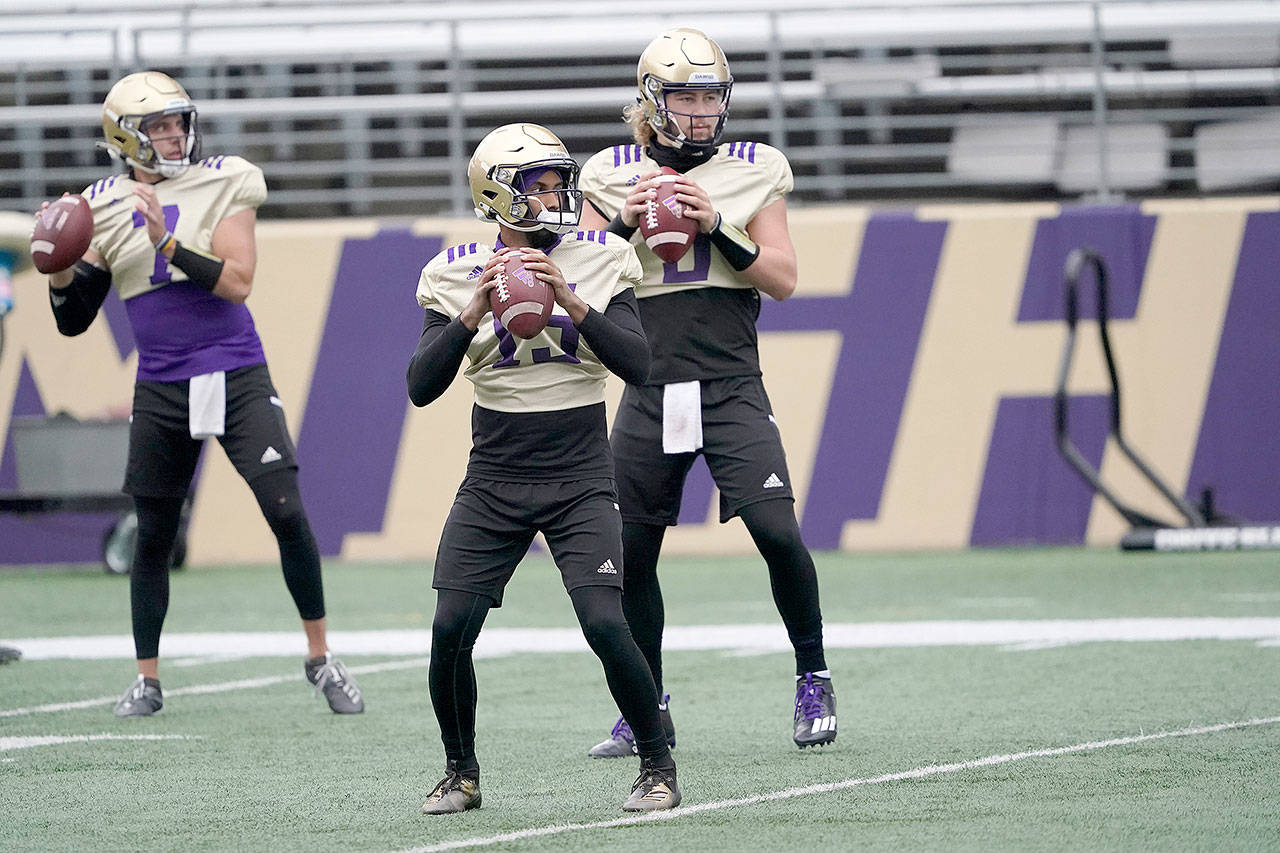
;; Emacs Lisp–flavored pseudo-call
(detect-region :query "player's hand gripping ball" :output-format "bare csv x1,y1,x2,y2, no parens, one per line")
489,252,554,339
639,166,698,264
30,195,93,274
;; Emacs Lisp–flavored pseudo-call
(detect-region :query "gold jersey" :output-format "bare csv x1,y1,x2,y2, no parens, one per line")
579,141,792,298
82,155,267,301
416,230,642,413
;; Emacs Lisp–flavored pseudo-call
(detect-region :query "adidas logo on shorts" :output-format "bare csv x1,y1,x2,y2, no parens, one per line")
260,446,283,464
597,559,618,574
763,473,785,489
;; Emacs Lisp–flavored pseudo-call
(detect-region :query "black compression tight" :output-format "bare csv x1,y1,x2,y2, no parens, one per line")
130,495,186,659
128,468,325,660
738,499,827,676
249,468,325,621
430,586,672,766
622,498,827,688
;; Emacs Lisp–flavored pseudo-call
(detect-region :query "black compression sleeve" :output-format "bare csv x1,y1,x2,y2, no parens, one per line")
169,242,225,292
407,310,475,406
708,213,761,271
576,289,650,385
49,260,111,336
605,213,637,241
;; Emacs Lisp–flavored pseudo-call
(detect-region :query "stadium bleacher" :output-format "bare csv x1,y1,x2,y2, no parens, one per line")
2,0,1279,217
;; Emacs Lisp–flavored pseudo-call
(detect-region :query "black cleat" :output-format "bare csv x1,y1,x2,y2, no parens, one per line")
793,673,837,748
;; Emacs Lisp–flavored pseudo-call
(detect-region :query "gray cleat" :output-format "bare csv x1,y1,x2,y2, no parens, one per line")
305,652,364,714
114,675,163,718
588,694,675,758
421,770,481,815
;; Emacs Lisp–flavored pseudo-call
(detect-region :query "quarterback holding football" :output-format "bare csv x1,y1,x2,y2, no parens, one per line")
577,28,838,755
407,123,680,815
41,71,363,718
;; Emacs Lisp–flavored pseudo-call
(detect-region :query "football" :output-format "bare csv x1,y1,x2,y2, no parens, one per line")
489,252,554,340
30,194,93,274
638,166,698,264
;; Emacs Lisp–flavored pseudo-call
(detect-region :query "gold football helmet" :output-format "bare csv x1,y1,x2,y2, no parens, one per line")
636,28,733,150
468,124,582,234
101,71,200,178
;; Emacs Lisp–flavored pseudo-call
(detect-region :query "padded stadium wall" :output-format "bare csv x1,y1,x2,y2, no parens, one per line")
2,198,1278,565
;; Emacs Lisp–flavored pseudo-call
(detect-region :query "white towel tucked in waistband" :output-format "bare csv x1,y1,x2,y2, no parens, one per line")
662,380,703,454
189,371,226,439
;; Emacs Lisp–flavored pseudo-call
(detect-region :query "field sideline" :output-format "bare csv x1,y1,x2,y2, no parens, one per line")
2,548,1279,851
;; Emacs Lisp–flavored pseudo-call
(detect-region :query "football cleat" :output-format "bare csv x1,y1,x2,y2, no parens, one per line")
305,652,365,714
421,770,482,815
114,675,163,718
622,762,681,812
793,673,837,748
588,695,676,758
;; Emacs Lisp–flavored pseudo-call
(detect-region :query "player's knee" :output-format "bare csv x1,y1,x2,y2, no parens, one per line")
579,612,631,653
260,492,310,539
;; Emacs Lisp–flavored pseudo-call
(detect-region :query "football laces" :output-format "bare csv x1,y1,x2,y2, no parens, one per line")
492,271,510,302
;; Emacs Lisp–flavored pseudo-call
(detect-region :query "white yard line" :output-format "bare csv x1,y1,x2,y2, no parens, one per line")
3,618,1278,718
0,657,427,718
399,715,1280,853
0,734,196,752
5,617,1280,662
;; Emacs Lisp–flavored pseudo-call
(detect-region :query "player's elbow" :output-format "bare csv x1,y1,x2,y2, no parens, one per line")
406,364,437,408
55,316,93,337
770,277,797,301
220,277,253,304
407,385,432,407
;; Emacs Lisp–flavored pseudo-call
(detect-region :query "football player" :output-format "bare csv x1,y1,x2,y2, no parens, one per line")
407,123,680,814
42,71,363,717
577,29,837,753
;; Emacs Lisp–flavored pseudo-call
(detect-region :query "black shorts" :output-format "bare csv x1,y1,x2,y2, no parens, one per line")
611,374,795,526
432,477,623,607
124,363,298,498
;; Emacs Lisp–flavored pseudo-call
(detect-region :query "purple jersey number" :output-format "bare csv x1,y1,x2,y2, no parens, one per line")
660,233,712,283
131,205,180,285
491,283,582,368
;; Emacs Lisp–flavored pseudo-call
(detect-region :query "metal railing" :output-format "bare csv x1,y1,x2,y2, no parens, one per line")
2,0,1278,218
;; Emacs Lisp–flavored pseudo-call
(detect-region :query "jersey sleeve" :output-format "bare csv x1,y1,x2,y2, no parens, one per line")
607,233,643,298
758,144,794,209
415,253,448,312
223,157,268,218
579,149,620,219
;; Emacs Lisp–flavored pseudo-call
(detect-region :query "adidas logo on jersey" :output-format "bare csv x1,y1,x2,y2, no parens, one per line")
260,446,283,464
763,473,785,489
808,715,837,735
625,174,642,186
597,559,618,574
466,265,483,280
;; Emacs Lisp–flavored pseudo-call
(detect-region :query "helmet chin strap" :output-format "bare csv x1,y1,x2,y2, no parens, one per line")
525,227,560,250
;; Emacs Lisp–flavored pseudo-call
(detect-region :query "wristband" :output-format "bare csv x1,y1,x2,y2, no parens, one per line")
153,230,176,254
169,242,225,292
708,213,760,271
605,213,637,240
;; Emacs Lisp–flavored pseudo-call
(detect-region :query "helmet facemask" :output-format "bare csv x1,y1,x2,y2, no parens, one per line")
101,72,201,178
115,108,200,178
642,76,732,151
477,159,583,235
